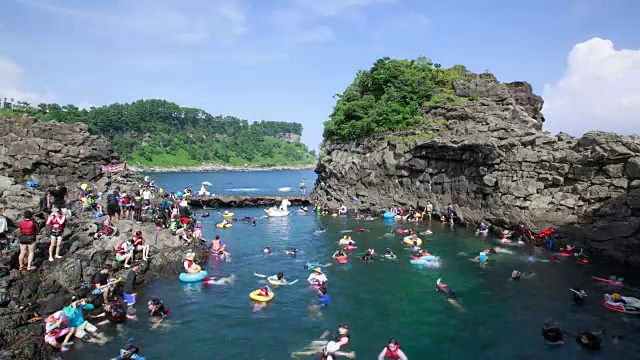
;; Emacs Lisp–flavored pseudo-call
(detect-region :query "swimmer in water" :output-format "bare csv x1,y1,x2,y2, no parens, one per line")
332,250,346,258
362,249,373,262
147,298,170,328
309,286,331,312
436,278,463,311
285,248,297,256
204,274,236,285
510,270,522,280
291,325,355,359
377,337,408,360
570,288,587,305
384,248,395,258
542,320,564,345
263,247,271,254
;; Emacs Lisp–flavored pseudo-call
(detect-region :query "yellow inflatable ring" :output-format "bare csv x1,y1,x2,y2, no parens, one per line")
249,289,274,302
403,236,422,246
216,223,232,229
223,213,234,218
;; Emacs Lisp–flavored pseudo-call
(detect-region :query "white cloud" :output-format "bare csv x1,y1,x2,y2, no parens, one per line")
542,38,640,136
0,56,55,104
16,0,247,45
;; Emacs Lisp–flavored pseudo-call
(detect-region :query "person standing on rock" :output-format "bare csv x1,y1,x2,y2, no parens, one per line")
142,187,152,207
18,210,39,270
47,184,68,212
0,207,8,249
426,202,433,220
300,179,307,195
46,207,67,262
123,264,140,307
446,204,455,225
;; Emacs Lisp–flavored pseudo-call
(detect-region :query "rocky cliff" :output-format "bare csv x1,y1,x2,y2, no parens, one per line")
315,74,640,267
0,115,209,359
0,115,114,187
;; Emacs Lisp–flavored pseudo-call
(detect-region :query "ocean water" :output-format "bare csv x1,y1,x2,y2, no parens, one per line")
146,170,317,196
69,171,640,360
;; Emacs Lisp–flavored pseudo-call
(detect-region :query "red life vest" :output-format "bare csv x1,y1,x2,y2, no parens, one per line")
49,215,65,232
385,345,401,359
133,235,143,246
19,219,36,236
121,196,131,205
116,240,128,255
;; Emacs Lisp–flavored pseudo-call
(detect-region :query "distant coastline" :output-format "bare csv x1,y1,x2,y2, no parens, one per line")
127,163,317,173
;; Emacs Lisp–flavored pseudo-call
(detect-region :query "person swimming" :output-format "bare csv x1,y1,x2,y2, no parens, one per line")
148,298,169,319
276,272,286,282
285,248,297,256
576,332,601,350
542,320,564,345
263,247,271,254
309,286,331,312
384,248,396,258
511,270,522,280
377,337,408,360
332,250,346,258
436,278,463,311
362,250,373,262
570,288,587,305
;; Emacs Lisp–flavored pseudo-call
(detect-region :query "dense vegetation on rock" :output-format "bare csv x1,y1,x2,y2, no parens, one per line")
324,56,473,142
1,100,315,167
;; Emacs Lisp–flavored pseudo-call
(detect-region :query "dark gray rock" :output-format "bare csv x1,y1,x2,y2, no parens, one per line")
0,115,113,187
315,73,640,268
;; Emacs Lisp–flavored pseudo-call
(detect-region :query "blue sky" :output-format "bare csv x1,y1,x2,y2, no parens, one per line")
1,0,639,149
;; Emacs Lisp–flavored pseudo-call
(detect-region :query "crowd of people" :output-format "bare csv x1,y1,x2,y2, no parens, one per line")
4,172,624,358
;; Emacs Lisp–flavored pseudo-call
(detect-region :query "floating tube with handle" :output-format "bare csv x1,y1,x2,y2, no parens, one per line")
179,271,208,283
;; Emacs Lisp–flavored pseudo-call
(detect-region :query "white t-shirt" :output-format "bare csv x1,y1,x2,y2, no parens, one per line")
142,190,151,200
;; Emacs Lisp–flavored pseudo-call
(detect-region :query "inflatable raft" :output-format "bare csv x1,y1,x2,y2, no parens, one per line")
179,271,208,283
383,211,397,219
603,294,640,314
403,236,422,246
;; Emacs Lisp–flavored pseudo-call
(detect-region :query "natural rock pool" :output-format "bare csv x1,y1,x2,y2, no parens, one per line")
68,206,640,359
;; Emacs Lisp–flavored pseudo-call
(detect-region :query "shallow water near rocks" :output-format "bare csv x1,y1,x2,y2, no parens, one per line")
69,172,640,359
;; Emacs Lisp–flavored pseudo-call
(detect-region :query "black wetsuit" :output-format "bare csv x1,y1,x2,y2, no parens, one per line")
542,327,563,344
576,332,601,350
437,285,455,299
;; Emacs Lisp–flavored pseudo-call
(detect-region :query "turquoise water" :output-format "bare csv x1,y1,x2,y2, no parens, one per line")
146,170,317,196
69,172,640,359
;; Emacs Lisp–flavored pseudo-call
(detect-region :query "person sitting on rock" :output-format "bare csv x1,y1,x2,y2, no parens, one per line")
115,238,134,268
63,297,109,345
91,265,116,304
44,310,75,352
183,252,202,273
132,231,149,261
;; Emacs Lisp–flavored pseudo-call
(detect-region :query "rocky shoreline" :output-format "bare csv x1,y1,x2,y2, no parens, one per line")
314,75,640,267
127,163,316,173
0,116,209,360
